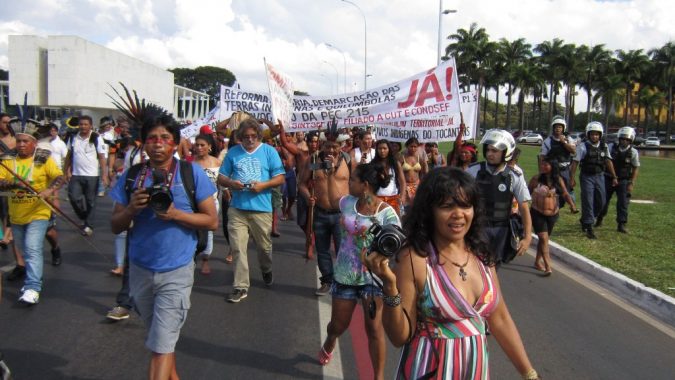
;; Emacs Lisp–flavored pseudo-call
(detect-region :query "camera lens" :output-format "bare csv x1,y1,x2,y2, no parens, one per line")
379,235,400,257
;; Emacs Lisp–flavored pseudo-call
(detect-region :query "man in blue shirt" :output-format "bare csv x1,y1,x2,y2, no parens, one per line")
110,115,217,379
219,118,285,303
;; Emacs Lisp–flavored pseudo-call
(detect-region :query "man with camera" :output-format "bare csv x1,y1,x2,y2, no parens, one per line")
64,115,108,235
298,133,351,296
218,119,285,303
110,116,217,379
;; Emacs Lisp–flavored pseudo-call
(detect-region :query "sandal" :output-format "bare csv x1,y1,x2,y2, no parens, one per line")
225,253,233,264
318,346,333,366
542,269,553,277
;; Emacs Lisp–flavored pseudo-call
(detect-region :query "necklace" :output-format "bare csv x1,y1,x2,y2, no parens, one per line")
449,251,471,281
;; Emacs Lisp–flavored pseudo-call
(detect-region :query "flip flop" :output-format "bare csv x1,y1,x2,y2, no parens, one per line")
318,347,333,366
225,254,233,264
542,270,553,277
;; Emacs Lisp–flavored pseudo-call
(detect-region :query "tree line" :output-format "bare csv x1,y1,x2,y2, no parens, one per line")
443,23,674,140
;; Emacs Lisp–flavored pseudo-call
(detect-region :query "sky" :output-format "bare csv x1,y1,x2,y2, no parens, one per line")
1,0,674,105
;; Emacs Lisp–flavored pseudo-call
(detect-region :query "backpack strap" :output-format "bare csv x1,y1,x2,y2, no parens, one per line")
124,163,145,200
179,160,199,213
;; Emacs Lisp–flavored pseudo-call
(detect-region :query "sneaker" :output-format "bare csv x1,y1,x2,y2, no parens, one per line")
106,306,130,321
82,226,93,236
586,227,597,239
7,265,26,281
315,283,331,296
97,191,105,197
262,271,274,286
617,223,628,234
227,288,248,303
19,289,40,305
595,217,604,227
51,247,62,266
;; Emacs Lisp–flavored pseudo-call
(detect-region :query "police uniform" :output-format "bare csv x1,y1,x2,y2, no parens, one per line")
598,143,639,227
540,135,575,203
467,162,531,264
574,140,612,228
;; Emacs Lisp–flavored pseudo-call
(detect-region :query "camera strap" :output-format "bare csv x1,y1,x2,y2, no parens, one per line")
134,158,178,189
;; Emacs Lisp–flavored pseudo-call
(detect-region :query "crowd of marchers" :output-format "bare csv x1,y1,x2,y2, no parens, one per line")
0,102,640,379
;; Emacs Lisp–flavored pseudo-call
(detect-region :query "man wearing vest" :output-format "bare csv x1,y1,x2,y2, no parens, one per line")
597,126,640,233
570,122,619,239
218,119,285,303
540,116,576,203
64,115,108,235
467,129,533,265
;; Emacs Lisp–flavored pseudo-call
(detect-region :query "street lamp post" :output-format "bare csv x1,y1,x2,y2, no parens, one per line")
323,60,340,95
437,0,457,65
341,0,367,91
325,42,348,94
320,74,334,95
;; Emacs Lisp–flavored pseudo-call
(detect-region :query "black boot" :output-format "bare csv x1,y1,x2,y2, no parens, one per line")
586,227,597,239
7,265,26,281
595,216,603,227
51,247,62,266
617,223,627,234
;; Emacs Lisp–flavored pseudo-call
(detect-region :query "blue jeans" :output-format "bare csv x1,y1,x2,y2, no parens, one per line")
68,175,99,226
313,209,342,285
580,173,606,226
12,219,50,292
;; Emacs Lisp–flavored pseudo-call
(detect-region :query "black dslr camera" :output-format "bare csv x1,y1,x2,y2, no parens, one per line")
368,223,406,257
147,170,173,213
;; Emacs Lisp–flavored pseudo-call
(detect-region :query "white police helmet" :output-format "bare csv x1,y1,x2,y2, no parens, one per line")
585,121,604,138
551,116,567,132
617,126,636,142
480,129,516,161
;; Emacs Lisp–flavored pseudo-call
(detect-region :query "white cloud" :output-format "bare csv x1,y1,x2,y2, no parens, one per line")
1,0,674,101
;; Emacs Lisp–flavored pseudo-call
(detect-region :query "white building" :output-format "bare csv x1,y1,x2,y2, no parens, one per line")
7,35,208,123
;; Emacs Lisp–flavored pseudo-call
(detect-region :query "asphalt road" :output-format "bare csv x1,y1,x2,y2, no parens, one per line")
1,194,674,379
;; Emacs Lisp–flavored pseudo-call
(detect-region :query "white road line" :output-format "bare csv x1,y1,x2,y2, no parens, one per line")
524,248,675,340
317,267,344,380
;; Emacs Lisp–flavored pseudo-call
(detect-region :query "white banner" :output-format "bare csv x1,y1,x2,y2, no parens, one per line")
180,103,221,139
265,60,294,129
216,58,478,142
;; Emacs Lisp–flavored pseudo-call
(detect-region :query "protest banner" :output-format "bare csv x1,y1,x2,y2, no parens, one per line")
264,60,294,129
217,58,477,142
180,103,221,139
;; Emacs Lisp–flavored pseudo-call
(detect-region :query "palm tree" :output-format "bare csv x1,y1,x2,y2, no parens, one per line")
534,38,565,128
593,70,624,129
446,23,494,132
637,88,665,132
578,44,612,124
553,44,584,131
498,37,532,130
513,58,544,131
615,49,651,125
649,42,675,142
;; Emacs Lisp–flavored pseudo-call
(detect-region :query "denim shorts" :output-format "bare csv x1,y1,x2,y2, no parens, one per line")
130,261,195,354
330,281,383,301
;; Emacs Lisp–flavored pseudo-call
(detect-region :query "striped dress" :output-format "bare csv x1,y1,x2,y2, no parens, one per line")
396,248,499,380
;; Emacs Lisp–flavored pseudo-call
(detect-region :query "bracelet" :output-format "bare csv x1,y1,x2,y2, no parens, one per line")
382,293,401,307
522,369,539,380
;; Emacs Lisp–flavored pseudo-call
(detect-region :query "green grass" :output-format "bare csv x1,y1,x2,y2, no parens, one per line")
439,142,675,294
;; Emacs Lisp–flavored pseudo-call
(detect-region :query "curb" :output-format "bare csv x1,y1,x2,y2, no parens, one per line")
530,235,675,328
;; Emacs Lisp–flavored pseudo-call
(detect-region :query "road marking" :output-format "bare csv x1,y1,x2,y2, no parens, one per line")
318,267,344,380
525,249,675,339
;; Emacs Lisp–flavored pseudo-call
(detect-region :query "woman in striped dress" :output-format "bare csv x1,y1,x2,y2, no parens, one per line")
365,167,540,380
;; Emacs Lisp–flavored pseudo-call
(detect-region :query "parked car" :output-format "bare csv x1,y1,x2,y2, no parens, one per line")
645,137,661,147
632,136,645,146
568,132,585,143
517,133,544,144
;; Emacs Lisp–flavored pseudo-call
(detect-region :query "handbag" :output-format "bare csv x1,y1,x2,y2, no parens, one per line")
504,213,525,264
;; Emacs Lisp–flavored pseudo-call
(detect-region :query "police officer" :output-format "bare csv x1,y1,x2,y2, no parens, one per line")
597,126,640,233
467,129,532,265
540,116,576,204
569,122,618,239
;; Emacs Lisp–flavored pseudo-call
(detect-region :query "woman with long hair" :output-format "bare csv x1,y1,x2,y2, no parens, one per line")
192,133,222,275
319,162,400,380
448,123,478,171
365,167,540,380
528,157,578,275
372,139,406,215
402,137,427,210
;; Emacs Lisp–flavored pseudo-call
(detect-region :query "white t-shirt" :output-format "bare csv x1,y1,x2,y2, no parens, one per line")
49,137,68,170
67,133,107,176
100,130,116,159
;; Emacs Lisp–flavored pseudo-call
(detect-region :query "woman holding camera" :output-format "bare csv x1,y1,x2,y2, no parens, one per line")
319,161,400,380
365,167,540,380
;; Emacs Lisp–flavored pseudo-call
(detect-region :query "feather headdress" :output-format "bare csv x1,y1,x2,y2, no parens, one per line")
107,82,172,139
319,118,350,143
12,92,41,139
